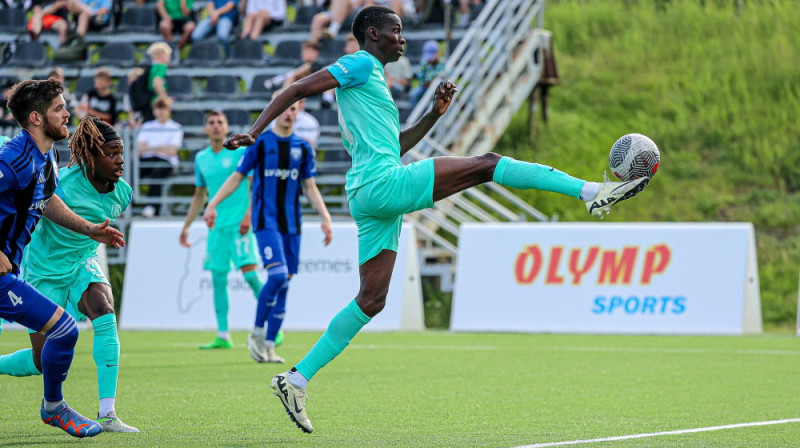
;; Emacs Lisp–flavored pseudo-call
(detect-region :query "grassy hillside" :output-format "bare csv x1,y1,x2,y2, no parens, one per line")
495,0,800,329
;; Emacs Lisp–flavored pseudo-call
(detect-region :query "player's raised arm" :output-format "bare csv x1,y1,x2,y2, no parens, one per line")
399,80,458,155
225,70,341,150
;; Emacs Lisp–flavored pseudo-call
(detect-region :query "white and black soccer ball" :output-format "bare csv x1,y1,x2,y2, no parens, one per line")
608,133,660,181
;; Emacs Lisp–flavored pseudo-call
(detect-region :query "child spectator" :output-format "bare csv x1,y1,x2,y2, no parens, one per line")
136,97,183,217
157,0,196,49
239,0,286,41
77,67,117,125
191,0,238,56
121,67,145,128
409,40,445,108
47,67,79,118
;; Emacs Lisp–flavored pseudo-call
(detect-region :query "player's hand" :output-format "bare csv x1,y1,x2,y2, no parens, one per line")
204,207,217,230
321,218,332,246
432,80,458,116
224,133,255,150
239,215,251,236
0,251,11,276
179,228,191,247
88,219,125,249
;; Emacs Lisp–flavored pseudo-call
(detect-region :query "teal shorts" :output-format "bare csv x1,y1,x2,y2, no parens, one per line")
23,256,108,323
204,226,260,272
348,159,435,264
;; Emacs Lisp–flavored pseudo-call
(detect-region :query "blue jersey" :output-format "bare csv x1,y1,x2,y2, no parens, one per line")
0,131,59,274
236,130,316,235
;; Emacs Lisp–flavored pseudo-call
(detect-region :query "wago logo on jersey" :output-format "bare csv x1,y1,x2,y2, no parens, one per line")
513,244,671,286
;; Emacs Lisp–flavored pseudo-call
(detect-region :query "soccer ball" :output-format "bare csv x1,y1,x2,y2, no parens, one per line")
608,133,660,181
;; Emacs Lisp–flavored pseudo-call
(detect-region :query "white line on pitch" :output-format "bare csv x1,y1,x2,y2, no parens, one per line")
513,418,800,448
538,346,800,356
349,344,497,351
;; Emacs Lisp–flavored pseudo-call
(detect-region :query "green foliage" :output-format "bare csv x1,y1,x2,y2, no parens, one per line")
2,330,800,446
497,0,800,326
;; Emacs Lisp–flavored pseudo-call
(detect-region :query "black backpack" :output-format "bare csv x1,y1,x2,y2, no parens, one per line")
129,65,152,113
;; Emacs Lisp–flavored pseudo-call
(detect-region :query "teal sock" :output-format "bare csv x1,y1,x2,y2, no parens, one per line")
295,299,371,380
0,348,41,376
493,156,585,199
211,271,230,333
243,270,264,300
92,314,120,401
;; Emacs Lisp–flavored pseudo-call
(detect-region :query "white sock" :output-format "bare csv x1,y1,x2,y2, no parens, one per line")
99,397,115,418
328,22,341,35
218,331,231,341
252,327,265,337
43,399,65,413
580,182,600,201
288,370,308,389
265,340,275,348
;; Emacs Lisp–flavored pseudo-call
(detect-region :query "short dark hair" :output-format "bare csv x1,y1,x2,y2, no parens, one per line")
7,79,64,128
205,110,227,125
352,5,397,45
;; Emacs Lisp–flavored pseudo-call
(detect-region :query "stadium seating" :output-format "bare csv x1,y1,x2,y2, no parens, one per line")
319,39,345,65
94,42,139,67
165,74,195,100
183,40,224,67
203,74,239,99
5,41,49,68
0,8,27,34
116,7,158,33
269,40,302,66
223,108,252,127
285,4,324,31
225,39,266,67
248,74,277,99
171,109,205,127
74,75,96,98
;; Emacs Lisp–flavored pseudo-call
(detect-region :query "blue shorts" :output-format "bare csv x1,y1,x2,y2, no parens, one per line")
255,229,300,275
0,273,60,332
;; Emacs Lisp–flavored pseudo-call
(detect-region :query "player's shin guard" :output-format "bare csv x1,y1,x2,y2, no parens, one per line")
243,271,264,300
41,312,79,402
493,156,584,198
295,299,371,380
266,282,288,342
211,271,230,333
255,266,288,328
0,348,41,376
91,314,119,401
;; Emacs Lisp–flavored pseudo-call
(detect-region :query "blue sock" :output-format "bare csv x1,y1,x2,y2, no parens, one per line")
254,265,288,329
295,299,371,381
41,312,79,402
211,271,229,333
266,283,288,342
493,156,585,199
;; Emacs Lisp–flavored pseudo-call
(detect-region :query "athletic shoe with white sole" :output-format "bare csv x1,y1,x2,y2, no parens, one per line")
97,412,140,433
270,372,313,433
247,332,268,362
40,401,103,438
265,345,284,363
585,177,649,217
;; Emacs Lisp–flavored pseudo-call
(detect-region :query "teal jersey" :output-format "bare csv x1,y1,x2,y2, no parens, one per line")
22,165,132,282
195,146,250,229
327,51,401,197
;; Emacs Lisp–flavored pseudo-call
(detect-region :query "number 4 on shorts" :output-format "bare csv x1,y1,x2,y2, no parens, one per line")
7,290,23,306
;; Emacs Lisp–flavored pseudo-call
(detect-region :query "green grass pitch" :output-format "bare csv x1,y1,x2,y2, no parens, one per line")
2,330,800,447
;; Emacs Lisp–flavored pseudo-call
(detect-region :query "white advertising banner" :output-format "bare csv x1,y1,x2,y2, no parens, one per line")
451,223,761,335
120,221,423,331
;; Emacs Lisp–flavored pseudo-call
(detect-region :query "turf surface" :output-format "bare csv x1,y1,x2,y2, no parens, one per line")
1,330,799,447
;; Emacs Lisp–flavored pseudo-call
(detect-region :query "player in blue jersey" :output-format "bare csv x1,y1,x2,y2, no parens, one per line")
0,79,125,438
204,94,332,364
223,6,649,433
0,116,138,433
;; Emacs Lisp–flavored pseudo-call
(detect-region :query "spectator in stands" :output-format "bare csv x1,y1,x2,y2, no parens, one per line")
121,67,144,129
28,0,92,45
157,0,196,50
47,67,79,119
191,0,238,56
0,78,18,128
238,0,286,41
80,0,112,30
76,67,117,125
457,0,483,27
136,97,183,217
275,40,323,89
385,53,411,99
311,0,414,41
409,40,445,109
137,42,172,123
344,32,359,54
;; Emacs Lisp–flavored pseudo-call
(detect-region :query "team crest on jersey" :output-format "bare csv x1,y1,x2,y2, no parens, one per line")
111,205,122,219
221,158,232,168
290,147,303,161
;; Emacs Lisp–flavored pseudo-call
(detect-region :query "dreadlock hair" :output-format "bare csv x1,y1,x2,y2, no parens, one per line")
68,116,120,179
352,5,397,45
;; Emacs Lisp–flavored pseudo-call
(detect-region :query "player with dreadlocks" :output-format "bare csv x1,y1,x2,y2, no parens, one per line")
0,116,138,433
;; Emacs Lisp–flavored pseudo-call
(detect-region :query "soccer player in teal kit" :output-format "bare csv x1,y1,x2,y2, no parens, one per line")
224,6,649,432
